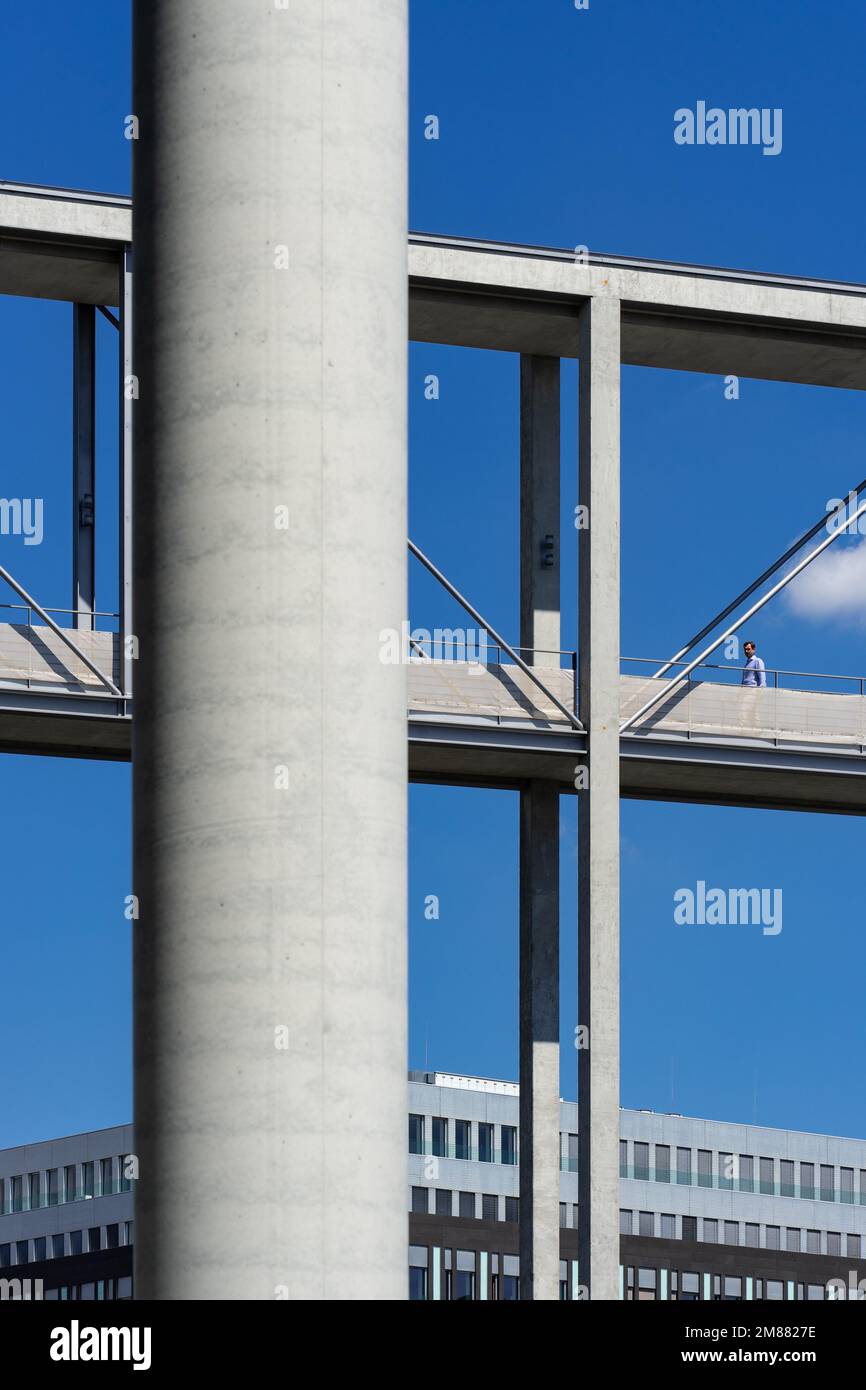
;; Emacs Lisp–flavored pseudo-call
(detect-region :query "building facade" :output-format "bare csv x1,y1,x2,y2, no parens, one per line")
408,1072,866,1301
2,1076,865,1300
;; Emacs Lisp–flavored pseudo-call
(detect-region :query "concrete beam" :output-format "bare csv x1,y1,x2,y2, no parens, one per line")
132,0,407,1300
577,295,621,1301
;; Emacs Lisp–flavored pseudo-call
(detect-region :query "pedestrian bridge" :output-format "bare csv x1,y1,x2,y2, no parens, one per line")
408,656,866,814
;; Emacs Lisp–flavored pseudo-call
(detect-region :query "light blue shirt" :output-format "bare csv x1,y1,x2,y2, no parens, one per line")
742,655,766,688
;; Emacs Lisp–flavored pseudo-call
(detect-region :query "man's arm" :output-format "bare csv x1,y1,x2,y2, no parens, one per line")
756,657,766,688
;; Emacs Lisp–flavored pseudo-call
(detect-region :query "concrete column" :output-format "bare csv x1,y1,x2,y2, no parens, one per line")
72,303,95,630
518,355,561,1301
577,295,620,1301
132,0,408,1300
519,780,560,1300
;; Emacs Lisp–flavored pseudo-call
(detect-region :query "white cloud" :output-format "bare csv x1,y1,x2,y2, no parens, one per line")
784,538,866,623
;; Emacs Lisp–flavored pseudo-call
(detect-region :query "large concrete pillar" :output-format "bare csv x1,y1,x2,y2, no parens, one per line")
518,356,561,1300
577,296,620,1301
132,1,408,1300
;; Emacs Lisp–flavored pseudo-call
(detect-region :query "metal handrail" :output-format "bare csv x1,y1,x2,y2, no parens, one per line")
408,539,584,731
0,564,123,698
623,657,865,689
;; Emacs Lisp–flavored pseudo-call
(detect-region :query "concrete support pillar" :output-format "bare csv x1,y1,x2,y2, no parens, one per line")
132,0,408,1300
519,355,561,1301
72,303,95,630
577,296,621,1301
520,356,561,667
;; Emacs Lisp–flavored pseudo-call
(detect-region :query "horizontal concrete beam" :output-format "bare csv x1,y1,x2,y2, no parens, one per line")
0,185,130,303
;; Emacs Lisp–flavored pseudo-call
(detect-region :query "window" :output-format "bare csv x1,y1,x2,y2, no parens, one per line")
453,1251,475,1301
11,1176,22,1213
64,1165,77,1203
724,1221,739,1246
16,1241,28,1265
765,1280,783,1301
559,1203,567,1228
478,1122,493,1164
501,1126,517,1166
807,1284,824,1300
697,1150,712,1188
481,1193,497,1222
739,1155,754,1193
718,1152,733,1190
638,1210,653,1237
620,1209,632,1235
505,1196,519,1223
434,1189,452,1216
806,1229,820,1254
786,1228,800,1253
46,1170,58,1208
33,1237,46,1262
124,1222,134,1246
408,1114,424,1155
411,1186,428,1214
119,1159,132,1194
848,1234,861,1258
27,1173,40,1210
745,1223,759,1248
431,1117,447,1158
502,1275,518,1300
766,1225,780,1250
82,1163,94,1199
634,1142,649,1181
676,1148,691,1185
88,1227,101,1253
827,1231,841,1256
780,1159,795,1198
820,1165,835,1202
656,1145,670,1183
573,1203,579,1228
637,1268,657,1301
703,1219,718,1243
679,1272,700,1301
52,1234,65,1259
841,1167,854,1204
619,1140,628,1177
682,1216,697,1241
800,1162,815,1200
409,1266,428,1301
861,1170,866,1206
567,1133,578,1173
722,1276,742,1301
0,1246,8,1269
458,1191,475,1219
455,1120,471,1161
759,1156,774,1195
106,1224,120,1250
100,1158,113,1198
661,1213,675,1239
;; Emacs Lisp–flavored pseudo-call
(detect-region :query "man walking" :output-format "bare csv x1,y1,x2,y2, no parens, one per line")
741,640,766,688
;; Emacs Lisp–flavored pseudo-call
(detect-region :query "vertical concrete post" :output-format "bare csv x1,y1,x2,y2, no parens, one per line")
519,356,561,1300
72,303,95,631
577,296,620,1301
132,1,408,1300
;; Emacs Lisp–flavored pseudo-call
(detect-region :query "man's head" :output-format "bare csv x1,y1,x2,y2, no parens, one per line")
744,641,756,659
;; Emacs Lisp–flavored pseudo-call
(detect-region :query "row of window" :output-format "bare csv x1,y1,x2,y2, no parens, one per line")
0,1222,133,1268
621,1208,862,1256
412,1188,520,1222
44,1278,132,1301
620,1140,866,1204
409,1116,517,1164
0,1157,132,1215
625,1267,856,1302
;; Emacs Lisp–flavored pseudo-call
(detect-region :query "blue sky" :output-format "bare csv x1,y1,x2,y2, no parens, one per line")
1,0,866,1144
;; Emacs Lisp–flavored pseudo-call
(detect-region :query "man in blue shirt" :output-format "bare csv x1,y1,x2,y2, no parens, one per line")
741,640,766,688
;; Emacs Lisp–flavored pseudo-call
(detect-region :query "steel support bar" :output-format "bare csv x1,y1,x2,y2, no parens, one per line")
408,539,583,730
650,475,866,681
621,498,866,734
72,303,96,630
577,296,621,1302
